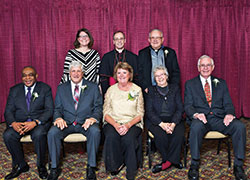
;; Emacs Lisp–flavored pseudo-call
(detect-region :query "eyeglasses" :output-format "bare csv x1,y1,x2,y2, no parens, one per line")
79,35,89,39
149,37,163,40
155,73,166,78
114,38,125,41
199,64,213,68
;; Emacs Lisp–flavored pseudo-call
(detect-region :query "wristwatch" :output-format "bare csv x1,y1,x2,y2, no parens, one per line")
34,120,41,126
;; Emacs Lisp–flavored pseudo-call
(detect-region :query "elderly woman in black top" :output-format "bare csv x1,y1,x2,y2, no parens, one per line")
146,65,184,173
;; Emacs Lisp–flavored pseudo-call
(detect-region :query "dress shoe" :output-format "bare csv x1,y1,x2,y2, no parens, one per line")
5,164,29,179
47,168,60,180
234,165,247,180
86,165,97,180
188,165,199,180
173,162,183,169
38,165,48,179
110,171,119,176
152,163,163,173
110,164,125,176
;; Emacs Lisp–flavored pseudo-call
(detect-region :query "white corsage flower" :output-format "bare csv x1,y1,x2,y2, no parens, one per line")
213,78,220,87
32,92,39,101
164,49,169,56
80,85,88,93
128,91,139,101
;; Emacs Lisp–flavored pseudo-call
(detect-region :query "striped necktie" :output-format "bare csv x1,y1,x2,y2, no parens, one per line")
73,85,80,110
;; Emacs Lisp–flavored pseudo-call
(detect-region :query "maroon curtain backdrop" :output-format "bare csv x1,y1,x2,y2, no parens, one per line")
0,0,249,122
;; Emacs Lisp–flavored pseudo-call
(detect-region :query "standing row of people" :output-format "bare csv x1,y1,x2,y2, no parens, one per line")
59,28,180,94
3,27,247,180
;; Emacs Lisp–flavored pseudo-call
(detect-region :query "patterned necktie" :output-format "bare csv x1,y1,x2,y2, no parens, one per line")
204,80,212,106
73,85,80,110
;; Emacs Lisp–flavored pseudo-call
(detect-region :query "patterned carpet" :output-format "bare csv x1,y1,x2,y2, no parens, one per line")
0,118,249,180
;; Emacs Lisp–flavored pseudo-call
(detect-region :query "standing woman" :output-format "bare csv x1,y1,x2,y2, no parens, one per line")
60,28,101,84
103,62,144,180
146,65,184,173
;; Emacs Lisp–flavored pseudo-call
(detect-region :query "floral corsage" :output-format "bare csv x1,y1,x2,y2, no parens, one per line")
164,49,169,56
32,92,39,101
212,78,220,87
80,85,88,93
128,90,139,101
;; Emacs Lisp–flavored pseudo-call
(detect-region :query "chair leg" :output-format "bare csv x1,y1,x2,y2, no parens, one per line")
62,140,65,157
183,137,187,168
81,142,85,153
217,139,222,154
226,138,231,168
48,153,51,170
148,136,152,169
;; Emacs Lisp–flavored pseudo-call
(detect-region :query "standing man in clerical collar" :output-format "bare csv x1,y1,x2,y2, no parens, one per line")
100,31,138,96
138,29,180,93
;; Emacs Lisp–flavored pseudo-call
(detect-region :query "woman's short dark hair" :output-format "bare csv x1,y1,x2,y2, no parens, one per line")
113,62,133,82
73,28,94,49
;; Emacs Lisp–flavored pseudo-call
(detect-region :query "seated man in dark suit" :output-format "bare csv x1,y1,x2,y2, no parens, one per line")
47,61,103,180
184,55,246,180
3,66,54,179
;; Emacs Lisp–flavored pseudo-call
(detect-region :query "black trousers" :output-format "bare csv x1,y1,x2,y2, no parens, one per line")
189,117,246,166
103,124,142,179
148,121,185,164
3,123,50,168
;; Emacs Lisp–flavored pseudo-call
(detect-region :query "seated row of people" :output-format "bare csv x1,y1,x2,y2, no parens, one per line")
3,57,246,180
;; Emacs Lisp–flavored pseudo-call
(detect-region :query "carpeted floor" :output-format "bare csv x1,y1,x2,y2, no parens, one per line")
0,118,249,180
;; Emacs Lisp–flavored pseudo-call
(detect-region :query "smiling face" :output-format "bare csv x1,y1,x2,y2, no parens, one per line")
154,69,168,87
113,32,126,51
116,68,130,85
78,31,90,47
198,57,215,79
22,67,38,87
69,66,83,84
148,30,164,50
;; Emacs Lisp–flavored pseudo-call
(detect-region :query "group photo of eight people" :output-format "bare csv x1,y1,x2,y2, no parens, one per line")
3,28,246,180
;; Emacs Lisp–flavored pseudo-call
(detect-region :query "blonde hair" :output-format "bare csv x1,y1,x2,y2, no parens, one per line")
113,62,133,82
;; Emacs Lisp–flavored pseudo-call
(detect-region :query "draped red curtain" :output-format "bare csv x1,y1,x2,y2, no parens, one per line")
0,0,249,122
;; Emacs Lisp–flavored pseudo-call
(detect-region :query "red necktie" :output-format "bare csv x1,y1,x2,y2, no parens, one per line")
204,80,212,106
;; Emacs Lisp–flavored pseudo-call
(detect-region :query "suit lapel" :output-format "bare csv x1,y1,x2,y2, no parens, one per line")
29,82,40,110
77,80,88,110
196,76,208,103
163,46,168,64
66,81,76,111
20,84,28,112
211,76,216,106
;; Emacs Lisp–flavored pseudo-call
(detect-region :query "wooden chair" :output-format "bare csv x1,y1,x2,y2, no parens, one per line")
47,133,87,169
20,134,33,143
184,131,231,168
21,133,87,157
62,133,87,157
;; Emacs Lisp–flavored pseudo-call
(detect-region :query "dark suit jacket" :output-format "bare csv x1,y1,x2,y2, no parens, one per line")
184,76,235,123
4,81,54,126
138,46,180,90
54,80,103,125
99,49,138,95
146,84,183,128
